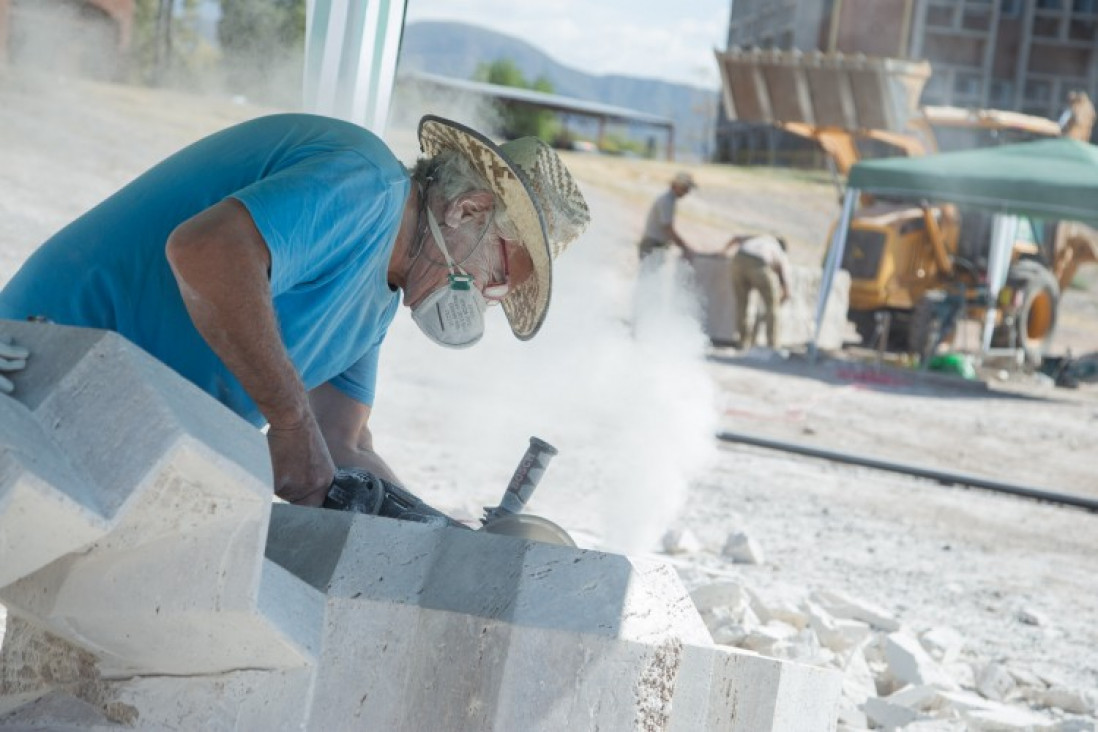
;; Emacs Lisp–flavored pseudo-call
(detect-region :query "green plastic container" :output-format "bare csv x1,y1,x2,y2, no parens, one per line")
927,353,977,380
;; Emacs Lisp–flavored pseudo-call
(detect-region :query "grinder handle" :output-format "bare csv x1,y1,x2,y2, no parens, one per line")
483,436,558,522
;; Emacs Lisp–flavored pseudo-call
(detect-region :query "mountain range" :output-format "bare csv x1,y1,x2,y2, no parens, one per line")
397,21,720,158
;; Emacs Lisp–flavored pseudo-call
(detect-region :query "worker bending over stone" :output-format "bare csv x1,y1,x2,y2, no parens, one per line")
724,234,791,349
0,113,589,507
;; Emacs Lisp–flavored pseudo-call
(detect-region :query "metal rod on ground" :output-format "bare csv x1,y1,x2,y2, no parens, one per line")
716,430,1098,513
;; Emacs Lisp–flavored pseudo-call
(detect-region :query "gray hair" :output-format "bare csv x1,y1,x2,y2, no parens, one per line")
410,149,485,200
410,150,521,240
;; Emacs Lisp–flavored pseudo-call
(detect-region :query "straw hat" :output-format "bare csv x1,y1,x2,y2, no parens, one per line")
418,115,590,340
672,171,697,189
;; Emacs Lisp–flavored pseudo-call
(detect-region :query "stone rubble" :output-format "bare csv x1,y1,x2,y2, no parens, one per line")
661,527,704,555
687,576,1098,731
721,530,766,564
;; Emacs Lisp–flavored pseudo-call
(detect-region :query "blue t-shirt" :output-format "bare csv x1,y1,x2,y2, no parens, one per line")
0,114,407,425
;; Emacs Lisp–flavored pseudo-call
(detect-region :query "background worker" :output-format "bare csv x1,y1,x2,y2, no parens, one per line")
638,171,697,265
725,234,792,349
0,113,589,507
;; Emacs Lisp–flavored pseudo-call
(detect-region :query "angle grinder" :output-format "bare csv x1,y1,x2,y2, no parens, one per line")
322,437,574,547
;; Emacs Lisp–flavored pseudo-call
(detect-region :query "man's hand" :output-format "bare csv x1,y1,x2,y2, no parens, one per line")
0,338,30,394
267,413,336,506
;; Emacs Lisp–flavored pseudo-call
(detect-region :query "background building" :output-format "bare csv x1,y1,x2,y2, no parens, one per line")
0,0,134,81
717,0,1098,163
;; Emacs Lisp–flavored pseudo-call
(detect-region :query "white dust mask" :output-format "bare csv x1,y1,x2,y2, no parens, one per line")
410,208,489,348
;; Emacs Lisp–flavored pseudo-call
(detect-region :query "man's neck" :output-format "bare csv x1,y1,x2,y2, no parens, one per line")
387,183,423,291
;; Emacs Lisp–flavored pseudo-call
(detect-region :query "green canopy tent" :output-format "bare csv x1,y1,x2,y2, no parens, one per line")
811,138,1098,357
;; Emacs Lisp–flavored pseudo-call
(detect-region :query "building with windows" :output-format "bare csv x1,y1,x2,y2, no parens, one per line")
717,0,1098,162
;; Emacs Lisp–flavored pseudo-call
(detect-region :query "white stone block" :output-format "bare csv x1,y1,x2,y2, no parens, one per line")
0,398,109,588
711,621,751,647
977,662,1018,702
1036,686,1096,715
962,705,1057,731
883,632,960,690
839,646,878,708
1007,665,1047,690
812,589,901,632
863,695,923,728
0,322,309,676
691,581,751,616
774,628,831,665
937,688,1002,713
662,527,703,554
902,720,970,731
886,683,943,711
836,699,869,729
747,588,807,629
693,646,845,732
921,625,966,664
267,507,843,731
722,531,765,564
1016,606,1050,626
807,600,872,652
945,660,977,690
741,621,800,655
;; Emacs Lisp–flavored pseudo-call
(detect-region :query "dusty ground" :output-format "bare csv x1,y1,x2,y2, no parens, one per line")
1,72,1097,727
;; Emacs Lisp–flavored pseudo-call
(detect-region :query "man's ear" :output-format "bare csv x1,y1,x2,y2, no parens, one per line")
443,190,494,228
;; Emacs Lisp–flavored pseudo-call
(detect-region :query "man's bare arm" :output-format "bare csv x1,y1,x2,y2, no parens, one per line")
662,223,692,253
309,382,402,485
165,198,334,504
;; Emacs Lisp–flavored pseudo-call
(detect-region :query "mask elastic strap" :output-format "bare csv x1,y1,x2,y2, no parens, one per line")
425,208,470,277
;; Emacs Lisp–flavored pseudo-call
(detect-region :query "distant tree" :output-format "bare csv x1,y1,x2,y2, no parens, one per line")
598,132,646,157
128,0,216,86
474,59,559,142
128,0,173,84
218,0,306,101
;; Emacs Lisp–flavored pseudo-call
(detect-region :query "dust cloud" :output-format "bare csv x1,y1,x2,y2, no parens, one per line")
371,182,721,554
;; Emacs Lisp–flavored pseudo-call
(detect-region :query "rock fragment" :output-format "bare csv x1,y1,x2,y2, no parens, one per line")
883,632,960,690
976,662,1018,702
812,589,901,632
721,531,764,564
920,625,966,664
661,527,702,555
1036,686,1096,716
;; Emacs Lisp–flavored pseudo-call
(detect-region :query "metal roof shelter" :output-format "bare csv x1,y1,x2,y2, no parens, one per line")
399,70,677,159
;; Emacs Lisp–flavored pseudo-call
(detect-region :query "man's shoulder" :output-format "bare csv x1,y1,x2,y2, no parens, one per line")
651,188,675,209
220,114,395,162
236,113,375,138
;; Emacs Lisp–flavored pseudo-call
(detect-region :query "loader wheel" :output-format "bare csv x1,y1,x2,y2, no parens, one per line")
850,309,908,350
991,261,1060,367
849,310,879,347
908,292,948,364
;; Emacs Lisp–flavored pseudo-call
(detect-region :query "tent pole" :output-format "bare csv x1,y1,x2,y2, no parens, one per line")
981,213,1018,353
810,188,857,363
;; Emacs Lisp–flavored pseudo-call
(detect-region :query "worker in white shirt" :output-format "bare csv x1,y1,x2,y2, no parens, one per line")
724,234,791,349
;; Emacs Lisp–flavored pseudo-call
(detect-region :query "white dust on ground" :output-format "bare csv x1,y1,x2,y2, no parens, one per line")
2,74,1098,725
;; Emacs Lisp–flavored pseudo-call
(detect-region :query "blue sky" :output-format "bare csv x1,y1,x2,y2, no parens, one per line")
403,0,732,89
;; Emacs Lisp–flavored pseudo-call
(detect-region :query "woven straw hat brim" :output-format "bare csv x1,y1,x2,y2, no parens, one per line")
418,116,551,339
